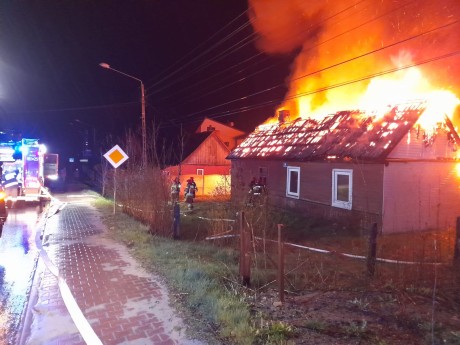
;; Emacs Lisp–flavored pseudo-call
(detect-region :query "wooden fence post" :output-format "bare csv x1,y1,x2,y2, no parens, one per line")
113,168,117,214
239,211,251,286
454,217,460,261
172,202,180,240
367,222,378,277
277,224,285,303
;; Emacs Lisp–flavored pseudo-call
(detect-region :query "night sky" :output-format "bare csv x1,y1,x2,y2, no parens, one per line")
0,1,293,158
2,1,459,161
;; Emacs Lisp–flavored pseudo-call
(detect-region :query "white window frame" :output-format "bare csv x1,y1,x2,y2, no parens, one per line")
197,169,204,176
332,169,353,210
286,166,300,199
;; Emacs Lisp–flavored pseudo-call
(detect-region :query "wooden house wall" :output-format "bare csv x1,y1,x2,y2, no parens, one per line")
164,165,230,197
231,159,384,231
388,127,458,160
183,135,230,166
382,161,460,233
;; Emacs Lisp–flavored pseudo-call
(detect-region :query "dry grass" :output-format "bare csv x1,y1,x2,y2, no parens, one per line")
96,165,460,344
183,199,460,296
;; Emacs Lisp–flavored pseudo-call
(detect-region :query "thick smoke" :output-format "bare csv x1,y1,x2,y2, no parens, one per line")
249,0,460,118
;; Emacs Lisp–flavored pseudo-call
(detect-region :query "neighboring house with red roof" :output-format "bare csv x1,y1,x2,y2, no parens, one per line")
163,118,246,196
227,101,460,233
196,117,246,151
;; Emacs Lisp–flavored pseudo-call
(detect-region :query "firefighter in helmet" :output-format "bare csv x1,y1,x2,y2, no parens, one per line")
184,177,197,209
247,176,266,206
170,177,181,203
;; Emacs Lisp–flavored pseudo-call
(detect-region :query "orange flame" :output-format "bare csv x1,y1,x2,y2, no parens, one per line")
249,0,460,128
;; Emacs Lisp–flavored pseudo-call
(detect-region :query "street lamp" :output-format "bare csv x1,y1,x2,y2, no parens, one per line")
99,62,147,167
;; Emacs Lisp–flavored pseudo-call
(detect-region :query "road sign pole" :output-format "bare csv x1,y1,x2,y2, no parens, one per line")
103,145,128,215
113,168,117,214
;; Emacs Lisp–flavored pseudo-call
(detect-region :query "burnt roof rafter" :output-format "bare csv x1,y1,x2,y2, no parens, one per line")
227,100,454,162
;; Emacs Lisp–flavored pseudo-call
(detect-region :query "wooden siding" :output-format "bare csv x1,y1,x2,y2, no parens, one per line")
383,161,460,233
183,134,230,166
163,172,230,197
388,127,458,160
231,159,384,231
164,165,230,176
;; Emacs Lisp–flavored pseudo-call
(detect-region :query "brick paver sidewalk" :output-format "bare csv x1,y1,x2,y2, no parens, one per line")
23,192,205,345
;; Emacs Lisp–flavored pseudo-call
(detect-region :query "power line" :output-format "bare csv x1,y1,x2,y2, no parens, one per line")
174,61,286,105
148,0,373,108
145,13,252,93
162,49,460,128
147,9,250,86
146,25,257,96
149,0,409,108
291,19,460,84
170,19,459,122
152,52,269,104
6,101,139,115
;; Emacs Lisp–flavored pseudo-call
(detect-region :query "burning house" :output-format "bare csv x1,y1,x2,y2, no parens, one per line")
228,102,460,233
230,0,460,233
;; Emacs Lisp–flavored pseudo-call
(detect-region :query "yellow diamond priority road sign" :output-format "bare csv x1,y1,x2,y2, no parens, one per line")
104,145,129,168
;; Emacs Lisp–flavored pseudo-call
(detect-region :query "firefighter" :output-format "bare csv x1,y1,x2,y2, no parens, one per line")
247,176,266,206
249,177,264,195
184,177,197,210
184,177,197,198
249,177,256,193
170,177,181,203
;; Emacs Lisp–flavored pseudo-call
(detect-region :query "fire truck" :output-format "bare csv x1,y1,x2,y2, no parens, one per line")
0,138,57,206
44,153,59,183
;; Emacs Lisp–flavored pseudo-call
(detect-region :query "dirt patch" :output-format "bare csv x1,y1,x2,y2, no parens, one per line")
104,198,460,344
248,281,460,344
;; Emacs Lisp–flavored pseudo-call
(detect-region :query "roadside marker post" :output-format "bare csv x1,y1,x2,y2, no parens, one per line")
103,145,129,214
278,224,285,303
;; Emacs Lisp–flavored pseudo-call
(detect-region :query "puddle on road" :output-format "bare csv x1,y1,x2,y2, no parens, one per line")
0,207,40,345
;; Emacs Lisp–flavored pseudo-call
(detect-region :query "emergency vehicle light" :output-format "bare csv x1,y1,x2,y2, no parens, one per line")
21,145,28,156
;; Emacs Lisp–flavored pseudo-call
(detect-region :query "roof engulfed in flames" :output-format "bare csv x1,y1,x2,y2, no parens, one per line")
228,101,459,162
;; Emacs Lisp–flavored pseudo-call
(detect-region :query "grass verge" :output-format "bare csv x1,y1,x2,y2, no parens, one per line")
92,197,255,345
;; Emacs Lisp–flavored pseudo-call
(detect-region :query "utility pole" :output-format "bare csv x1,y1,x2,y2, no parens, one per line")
100,62,147,167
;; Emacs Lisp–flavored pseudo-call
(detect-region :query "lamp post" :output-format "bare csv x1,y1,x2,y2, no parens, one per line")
99,62,147,167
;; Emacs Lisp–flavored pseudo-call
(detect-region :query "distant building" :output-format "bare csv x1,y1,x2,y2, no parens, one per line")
163,118,246,196
228,101,460,233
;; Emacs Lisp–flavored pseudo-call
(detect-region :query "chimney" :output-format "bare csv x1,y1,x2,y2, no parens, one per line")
278,109,290,123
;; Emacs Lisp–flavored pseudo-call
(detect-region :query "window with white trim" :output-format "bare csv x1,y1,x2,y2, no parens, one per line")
286,166,300,198
332,169,352,209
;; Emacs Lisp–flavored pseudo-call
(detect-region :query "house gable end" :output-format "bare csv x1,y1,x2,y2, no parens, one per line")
387,116,460,160
183,131,230,166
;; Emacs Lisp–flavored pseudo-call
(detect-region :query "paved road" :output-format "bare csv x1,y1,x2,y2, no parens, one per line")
0,204,41,344
20,189,206,345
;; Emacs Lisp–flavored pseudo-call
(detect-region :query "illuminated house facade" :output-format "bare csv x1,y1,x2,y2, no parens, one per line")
228,101,460,233
164,118,246,196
